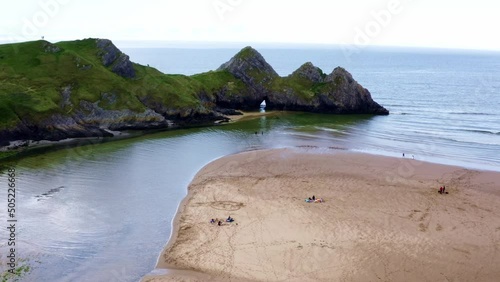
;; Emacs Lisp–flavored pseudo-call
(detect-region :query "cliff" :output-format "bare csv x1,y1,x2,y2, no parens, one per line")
216,47,388,114
0,39,388,150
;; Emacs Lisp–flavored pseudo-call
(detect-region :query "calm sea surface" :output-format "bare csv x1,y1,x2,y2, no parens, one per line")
0,47,499,281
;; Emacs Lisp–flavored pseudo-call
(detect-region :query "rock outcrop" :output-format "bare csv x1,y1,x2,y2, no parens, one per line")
216,46,279,109
322,67,388,114
96,39,136,78
218,46,279,84
214,47,389,115
290,62,325,83
0,40,388,151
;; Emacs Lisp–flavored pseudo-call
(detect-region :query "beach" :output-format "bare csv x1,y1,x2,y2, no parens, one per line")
143,148,500,281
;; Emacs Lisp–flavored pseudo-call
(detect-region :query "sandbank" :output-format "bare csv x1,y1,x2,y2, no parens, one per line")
143,148,500,281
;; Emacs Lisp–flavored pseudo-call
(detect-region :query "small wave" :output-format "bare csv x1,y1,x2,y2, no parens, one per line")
460,129,500,135
384,104,422,108
314,127,346,133
434,135,500,146
448,112,496,116
390,112,412,115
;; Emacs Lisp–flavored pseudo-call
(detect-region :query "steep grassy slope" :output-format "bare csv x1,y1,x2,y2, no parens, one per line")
0,39,209,130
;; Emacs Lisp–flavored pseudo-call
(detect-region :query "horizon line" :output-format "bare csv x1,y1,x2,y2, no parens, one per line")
1,38,500,54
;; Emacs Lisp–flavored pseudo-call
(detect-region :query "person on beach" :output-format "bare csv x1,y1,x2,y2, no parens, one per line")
218,221,222,226
312,195,315,200
443,185,446,194
403,153,405,158
210,219,215,224
227,216,234,222
439,187,443,194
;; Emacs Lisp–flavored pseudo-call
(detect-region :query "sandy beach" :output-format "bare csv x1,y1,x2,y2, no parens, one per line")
143,148,500,282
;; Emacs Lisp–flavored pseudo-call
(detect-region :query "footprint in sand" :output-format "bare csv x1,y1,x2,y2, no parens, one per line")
210,201,244,211
408,209,421,219
419,212,429,222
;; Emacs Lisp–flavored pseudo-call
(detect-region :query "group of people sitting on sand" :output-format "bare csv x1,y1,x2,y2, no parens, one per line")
305,195,324,203
438,186,448,194
210,216,235,226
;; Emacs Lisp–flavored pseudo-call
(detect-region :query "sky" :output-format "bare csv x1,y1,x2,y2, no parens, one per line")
1,0,500,50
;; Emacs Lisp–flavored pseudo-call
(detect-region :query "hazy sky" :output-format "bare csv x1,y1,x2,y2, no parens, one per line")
2,0,500,50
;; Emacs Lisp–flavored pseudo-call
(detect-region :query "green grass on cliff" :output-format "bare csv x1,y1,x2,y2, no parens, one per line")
0,39,209,130
191,71,246,97
0,39,341,132
270,75,331,102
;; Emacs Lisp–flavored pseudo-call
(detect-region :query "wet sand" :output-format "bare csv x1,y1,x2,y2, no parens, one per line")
143,148,500,281
227,110,282,123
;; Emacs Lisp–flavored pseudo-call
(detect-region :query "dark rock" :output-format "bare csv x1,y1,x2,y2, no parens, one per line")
111,53,136,78
323,67,389,115
75,100,169,130
96,39,120,67
0,114,112,146
96,39,135,78
100,92,117,105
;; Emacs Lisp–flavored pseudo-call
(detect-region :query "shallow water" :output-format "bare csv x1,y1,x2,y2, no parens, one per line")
124,47,500,170
0,113,368,281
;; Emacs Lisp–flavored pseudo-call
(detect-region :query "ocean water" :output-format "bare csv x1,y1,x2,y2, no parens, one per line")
0,46,499,282
124,47,500,170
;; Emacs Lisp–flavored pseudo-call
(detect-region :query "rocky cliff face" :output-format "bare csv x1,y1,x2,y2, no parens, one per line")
214,47,389,115
216,46,279,109
322,67,388,114
96,39,136,78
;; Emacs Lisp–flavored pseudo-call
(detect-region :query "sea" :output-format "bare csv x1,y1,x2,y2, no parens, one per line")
0,46,499,281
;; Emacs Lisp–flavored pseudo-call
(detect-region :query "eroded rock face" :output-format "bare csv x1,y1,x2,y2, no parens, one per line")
111,53,135,78
75,100,169,130
96,39,136,78
96,39,119,66
321,67,389,114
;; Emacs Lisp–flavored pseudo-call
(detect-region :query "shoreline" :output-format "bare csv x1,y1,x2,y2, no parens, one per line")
226,110,282,123
143,148,500,281
0,111,275,163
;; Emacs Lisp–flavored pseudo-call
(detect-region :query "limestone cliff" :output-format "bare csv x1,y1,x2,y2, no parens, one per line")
214,47,389,114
